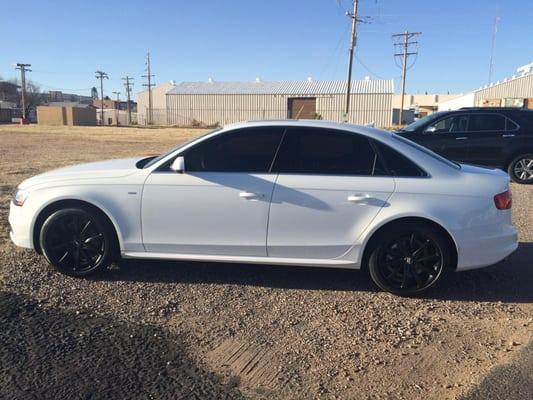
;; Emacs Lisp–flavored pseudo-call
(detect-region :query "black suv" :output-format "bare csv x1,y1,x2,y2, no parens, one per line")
396,107,533,183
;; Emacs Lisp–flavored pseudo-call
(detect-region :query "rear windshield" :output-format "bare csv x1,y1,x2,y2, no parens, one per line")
391,134,461,170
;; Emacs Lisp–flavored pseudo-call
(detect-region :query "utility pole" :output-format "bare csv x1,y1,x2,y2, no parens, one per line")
344,0,359,122
15,63,32,121
142,52,155,125
488,16,500,85
112,91,120,126
122,76,134,125
392,31,421,125
95,70,108,125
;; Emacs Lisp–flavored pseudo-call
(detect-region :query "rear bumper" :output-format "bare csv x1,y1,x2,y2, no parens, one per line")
8,201,33,249
455,224,518,271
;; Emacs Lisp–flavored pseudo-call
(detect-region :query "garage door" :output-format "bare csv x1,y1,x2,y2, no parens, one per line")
288,98,317,119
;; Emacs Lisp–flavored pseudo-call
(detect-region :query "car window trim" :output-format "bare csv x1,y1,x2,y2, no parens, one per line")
465,112,516,133
371,139,429,178
426,113,469,134
154,126,287,174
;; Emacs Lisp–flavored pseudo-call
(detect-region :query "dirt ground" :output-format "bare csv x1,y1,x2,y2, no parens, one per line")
0,124,532,399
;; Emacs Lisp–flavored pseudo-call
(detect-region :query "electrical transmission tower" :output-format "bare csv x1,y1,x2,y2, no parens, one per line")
142,52,155,125
95,70,109,125
488,16,500,85
122,76,134,125
392,31,421,125
15,63,32,121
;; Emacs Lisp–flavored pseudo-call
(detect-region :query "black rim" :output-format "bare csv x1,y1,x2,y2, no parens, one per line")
44,213,106,273
377,232,443,292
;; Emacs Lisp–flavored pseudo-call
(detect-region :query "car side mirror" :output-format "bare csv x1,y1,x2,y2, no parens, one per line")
424,126,437,134
170,156,185,173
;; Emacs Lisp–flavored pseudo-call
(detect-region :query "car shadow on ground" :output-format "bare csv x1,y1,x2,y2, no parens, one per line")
0,291,244,400
99,242,533,304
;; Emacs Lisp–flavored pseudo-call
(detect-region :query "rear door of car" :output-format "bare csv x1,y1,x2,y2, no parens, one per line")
266,127,395,260
465,113,519,168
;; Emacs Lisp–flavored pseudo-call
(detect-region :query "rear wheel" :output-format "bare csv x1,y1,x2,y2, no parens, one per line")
39,208,114,276
508,154,533,184
367,223,451,296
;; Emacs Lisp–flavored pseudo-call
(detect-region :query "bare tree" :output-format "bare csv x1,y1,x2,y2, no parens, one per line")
22,81,44,115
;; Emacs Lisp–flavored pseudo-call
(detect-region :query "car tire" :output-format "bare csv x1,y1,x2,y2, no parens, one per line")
39,207,114,277
367,222,451,296
508,154,533,184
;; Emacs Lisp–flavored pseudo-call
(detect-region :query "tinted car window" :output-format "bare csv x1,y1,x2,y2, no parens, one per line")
185,127,284,172
373,141,426,177
468,114,505,131
429,115,468,133
273,128,380,175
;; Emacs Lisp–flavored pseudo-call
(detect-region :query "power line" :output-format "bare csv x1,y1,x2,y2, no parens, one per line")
95,70,109,126
392,31,421,125
142,52,155,125
122,76,134,125
15,63,32,120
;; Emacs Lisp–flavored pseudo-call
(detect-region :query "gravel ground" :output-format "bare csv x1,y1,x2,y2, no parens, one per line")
1,125,532,399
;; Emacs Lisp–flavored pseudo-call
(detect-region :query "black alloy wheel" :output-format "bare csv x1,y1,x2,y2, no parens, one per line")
40,208,113,276
509,154,533,184
368,224,450,295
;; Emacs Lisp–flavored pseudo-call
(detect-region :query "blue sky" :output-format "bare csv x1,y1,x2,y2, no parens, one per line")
1,0,531,99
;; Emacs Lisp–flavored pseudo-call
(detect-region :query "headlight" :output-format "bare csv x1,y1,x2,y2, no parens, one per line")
13,188,29,206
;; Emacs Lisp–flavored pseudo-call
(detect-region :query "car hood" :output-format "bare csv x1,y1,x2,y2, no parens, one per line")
19,157,141,189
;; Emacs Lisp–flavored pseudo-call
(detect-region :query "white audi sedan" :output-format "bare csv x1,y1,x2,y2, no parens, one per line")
9,120,518,295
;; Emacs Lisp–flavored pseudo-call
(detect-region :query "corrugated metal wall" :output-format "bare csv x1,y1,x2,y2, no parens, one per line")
166,93,392,127
474,73,533,104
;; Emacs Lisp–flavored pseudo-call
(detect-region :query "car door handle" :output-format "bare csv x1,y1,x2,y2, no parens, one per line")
455,137,468,140
239,192,264,200
347,194,371,203
502,134,515,138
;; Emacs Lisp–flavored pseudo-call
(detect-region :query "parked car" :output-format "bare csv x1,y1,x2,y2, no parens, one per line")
9,120,517,295
396,108,533,184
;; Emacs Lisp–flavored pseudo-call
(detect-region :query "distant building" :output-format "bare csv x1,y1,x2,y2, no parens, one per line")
438,63,533,111
137,82,176,125
37,105,96,126
93,99,137,112
161,79,394,127
392,93,462,123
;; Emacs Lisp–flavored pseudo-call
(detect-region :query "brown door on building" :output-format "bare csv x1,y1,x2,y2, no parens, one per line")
288,97,317,119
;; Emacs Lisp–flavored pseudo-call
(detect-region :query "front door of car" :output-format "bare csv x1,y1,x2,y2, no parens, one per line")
266,127,395,260
141,127,285,256
416,114,470,163
465,113,519,167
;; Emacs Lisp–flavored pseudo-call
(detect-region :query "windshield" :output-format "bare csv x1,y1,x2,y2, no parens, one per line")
400,112,445,132
141,128,222,169
391,133,461,169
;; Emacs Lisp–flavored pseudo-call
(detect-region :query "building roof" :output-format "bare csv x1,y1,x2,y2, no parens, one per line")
168,79,394,95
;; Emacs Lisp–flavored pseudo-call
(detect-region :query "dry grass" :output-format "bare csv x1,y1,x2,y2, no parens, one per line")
0,124,207,248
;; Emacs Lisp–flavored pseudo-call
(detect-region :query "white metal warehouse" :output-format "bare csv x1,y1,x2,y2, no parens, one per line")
166,79,394,127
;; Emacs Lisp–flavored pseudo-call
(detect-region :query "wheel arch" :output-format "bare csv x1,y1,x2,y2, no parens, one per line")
360,216,458,271
504,148,533,170
32,198,122,255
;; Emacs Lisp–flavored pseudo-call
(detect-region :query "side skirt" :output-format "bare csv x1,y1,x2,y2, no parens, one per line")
121,251,359,269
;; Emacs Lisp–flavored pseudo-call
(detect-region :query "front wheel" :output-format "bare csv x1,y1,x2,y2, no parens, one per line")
367,223,451,296
40,208,114,276
508,154,533,184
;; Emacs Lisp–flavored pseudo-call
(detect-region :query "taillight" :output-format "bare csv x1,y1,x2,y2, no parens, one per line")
494,189,512,210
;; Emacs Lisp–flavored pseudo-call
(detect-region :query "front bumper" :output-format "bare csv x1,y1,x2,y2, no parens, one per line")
8,200,33,249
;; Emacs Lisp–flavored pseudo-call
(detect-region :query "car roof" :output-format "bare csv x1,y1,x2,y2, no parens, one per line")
222,119,393,139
